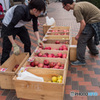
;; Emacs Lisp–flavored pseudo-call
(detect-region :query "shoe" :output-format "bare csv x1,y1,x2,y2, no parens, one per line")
71,60,86,65
88,51,99,56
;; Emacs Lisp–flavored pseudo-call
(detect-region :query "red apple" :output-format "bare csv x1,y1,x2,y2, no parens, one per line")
48,54,52,58
56,62,61,66
15,64,19,68
48,47,51,50
61,64,64,68
43,65,48,68
38,53,43,57
30,62,35,67
62,54,67,58
54,65,59,69
47,65,50,68
38,63,44,68
49,62,56,68
57,53,62,58
59,66,64,69
51,53,55,57
45,47,49,50
55,41,60,44
59,47,63,50
34,61,39,66
44,60,49,65
42,54,47,57
44,53,49,56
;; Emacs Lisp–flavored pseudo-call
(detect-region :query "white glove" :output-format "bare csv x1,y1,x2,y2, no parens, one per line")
37,39,45,48
12,43,20,55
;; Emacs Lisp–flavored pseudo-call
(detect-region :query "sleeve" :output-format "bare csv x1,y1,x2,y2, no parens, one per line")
6,6,25,36
32,16,38,32
73,10,84,23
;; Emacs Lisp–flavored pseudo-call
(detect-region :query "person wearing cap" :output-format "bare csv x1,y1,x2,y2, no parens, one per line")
1,0,46,65
62,0,100,65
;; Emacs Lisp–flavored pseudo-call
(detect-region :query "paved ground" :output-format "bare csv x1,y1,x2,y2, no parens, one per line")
0,1,100,100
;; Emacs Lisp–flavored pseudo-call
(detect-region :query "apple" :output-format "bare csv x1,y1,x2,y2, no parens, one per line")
59,66,64,69
48,47,51,50
43,65,48,68
55,41,60,44
56,62,61,66
30,62,35,67
15,64,19,68
49,62,56,68
61,45,66,48
44,60,49,65
47,65,50,68
34,61,39,66
62,54,67,58
44,53,49,56
48,54,52,58
61,64,64,68
38,53,43,57
57,53,62,58
38,63,44,68
55,33,58,35
45,47,49,50
59,47,63,50
42,54,47,57
50,54,54,57
54,65,59,69
12,67,17,72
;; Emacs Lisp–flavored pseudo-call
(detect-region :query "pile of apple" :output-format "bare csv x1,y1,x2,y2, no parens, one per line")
48,29,69,33
12,64,19,72
55,40,69,44
53,33,68,35
30,60,64,69
39,44,68,51
45,75,63,83
35,52,67,58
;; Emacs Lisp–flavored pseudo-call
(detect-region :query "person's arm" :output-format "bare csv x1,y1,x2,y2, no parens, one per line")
75,19,86,40
32,16,45,47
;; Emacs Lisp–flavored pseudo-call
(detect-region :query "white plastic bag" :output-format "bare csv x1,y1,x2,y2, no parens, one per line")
17,70,44,82
46,16,55,25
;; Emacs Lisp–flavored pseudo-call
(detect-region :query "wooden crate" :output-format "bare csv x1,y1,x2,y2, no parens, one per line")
42,36,70,44
46,31,69,35
69,45,77,61
32,49,68,59
0,53,29,89
47,26,70,32
23,57,68,70
71,36,77,45
35,44,69,51
13,68,67,100
43,22,56,35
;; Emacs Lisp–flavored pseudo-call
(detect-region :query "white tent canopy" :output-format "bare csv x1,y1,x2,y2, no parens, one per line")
0,0,9,11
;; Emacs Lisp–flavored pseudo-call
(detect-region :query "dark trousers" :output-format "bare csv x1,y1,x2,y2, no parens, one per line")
77,25,98,63
1,25,31,65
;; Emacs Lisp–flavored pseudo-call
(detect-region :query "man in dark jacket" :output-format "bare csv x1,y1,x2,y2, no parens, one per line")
1,0,46,64
62,0,100,65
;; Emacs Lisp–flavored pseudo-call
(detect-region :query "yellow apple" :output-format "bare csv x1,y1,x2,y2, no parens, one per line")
58,75,63,80
52,76,58,82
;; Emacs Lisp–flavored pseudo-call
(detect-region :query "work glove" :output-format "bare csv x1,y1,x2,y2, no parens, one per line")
12,43,20,55
37,39,45,48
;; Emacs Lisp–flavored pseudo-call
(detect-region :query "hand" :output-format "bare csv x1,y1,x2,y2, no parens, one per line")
75,34,80,40
12,43,20,55
37,39,45,48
